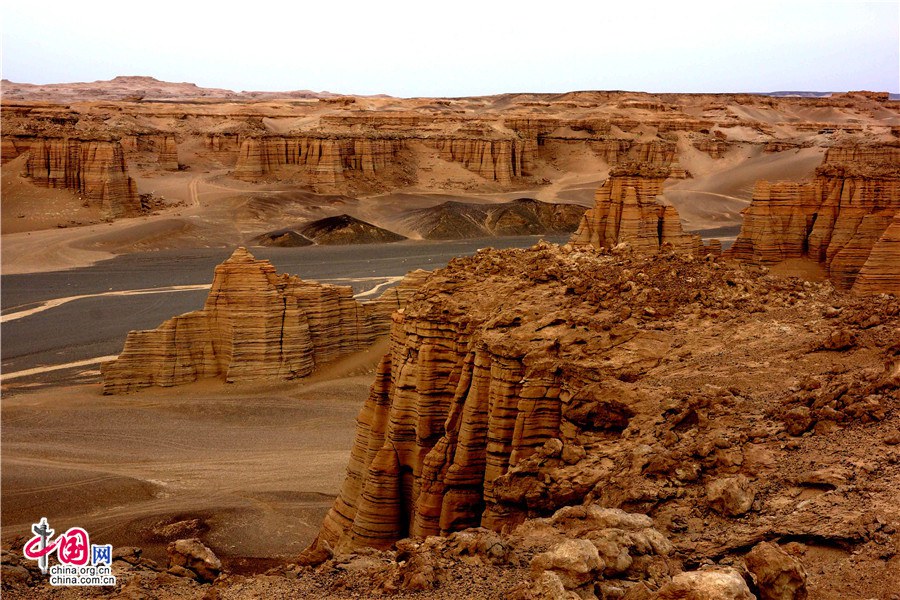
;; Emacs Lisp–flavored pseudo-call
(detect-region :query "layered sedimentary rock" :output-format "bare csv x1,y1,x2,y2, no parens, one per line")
424,138,528,183
102,247,420,394
570,164,706,254
24,137,141,218
313,244,697,553
1,135,31,162
158,135,179,170
693,136,730,159
232,136,404,184
726,145,900,289
121,134,179,170
852,210,900,295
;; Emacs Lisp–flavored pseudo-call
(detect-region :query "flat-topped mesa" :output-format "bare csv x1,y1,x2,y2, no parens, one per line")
24,137,141,218
232,136,405,185
101,248,421,394
569,163,706,254
725,145,900,290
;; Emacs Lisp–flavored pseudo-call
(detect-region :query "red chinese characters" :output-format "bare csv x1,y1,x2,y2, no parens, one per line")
23,527,91,566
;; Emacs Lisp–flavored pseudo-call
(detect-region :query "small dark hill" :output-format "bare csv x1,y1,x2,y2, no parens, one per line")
300,214,406,245
401,198,588,240
252,215,406,246
251,229,314,247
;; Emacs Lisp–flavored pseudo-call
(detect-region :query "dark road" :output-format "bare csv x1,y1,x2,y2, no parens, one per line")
1,235,567,386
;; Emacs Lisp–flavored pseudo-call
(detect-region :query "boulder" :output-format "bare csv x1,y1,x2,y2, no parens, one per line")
707,475,755,516
166,538,222,583
745,542,808,600
653,567,755,599
530,538,603,589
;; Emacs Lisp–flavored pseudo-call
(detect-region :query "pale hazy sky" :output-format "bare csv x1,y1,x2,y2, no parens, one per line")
2,0,898,96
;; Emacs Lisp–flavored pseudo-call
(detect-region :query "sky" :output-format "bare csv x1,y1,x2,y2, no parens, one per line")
2,0,898,97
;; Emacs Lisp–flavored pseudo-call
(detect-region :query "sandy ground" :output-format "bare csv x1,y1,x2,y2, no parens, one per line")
1,339,389,571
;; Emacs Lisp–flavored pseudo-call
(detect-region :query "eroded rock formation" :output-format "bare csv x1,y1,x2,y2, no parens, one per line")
23,137,141,218
424,138,528,183
121,134,179,170
570,164,707,253
232,136,405,185
726,145,900,290
102,248,421,394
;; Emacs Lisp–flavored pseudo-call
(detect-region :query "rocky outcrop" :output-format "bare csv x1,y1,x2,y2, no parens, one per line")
232,136,405,185
693,136,730,159
744,542,808,600
570,164,707,253
23,137,141,218
653,568,754,600
726,145,900,290
101,248,417,394
252,215,406,247
314,244,784,554
307,240,899,599
852,210,900,295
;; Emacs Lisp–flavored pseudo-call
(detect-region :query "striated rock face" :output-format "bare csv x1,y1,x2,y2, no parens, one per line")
424,138,528,183
101,248,419,394
726,145,900,290
121,134,179,170
570,164,706,254
1,135,31,162
851,210,900,295
233,135,530,186
203,133,242,165
232,136,405,185
24,137,141,218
